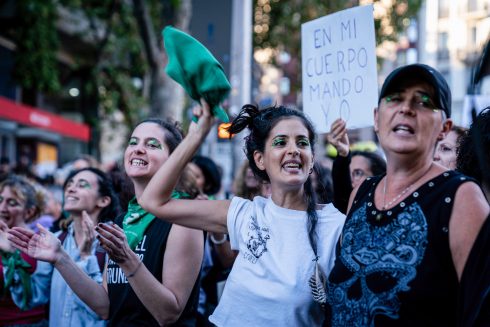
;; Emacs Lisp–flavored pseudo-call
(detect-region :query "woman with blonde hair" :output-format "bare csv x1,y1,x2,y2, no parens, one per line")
0,174,47,326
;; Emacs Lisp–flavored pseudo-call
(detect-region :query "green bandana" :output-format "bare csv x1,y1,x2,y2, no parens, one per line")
163,26,231,123
123,191,189,250
2,250,32,310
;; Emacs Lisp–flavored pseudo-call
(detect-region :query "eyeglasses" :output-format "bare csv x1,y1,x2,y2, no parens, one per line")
383,92,441,113
351,169,366,181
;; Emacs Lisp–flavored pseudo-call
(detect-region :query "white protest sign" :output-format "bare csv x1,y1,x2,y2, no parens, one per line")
301,5,378,133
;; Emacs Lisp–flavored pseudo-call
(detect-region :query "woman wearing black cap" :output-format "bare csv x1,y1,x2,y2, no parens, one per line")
324,64,489,326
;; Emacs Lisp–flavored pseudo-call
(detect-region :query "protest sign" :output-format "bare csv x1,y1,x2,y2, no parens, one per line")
301,5,378,133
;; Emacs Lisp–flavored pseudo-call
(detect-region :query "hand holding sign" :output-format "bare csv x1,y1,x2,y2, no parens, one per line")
301,5,378,133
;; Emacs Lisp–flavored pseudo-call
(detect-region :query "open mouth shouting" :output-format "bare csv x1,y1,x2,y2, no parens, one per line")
282,160,303,173
393,124,414,136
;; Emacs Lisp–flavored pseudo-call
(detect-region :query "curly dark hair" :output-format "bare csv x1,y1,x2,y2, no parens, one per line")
456,107,490,185
227,104,321,258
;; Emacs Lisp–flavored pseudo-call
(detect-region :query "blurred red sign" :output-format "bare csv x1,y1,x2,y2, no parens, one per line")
0,96,90,142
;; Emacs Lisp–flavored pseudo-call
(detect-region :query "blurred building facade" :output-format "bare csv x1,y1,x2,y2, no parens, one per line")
0,1,97,177
190,0,252,196
392,0,490,126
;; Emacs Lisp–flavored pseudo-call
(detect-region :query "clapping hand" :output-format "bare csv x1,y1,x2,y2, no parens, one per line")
0,220,14,253
95,223,133,264
79,211,96,259
8,225,62,264
326,118,350,157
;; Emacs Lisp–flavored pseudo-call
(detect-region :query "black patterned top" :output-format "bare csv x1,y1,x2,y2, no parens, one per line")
325,171,473,327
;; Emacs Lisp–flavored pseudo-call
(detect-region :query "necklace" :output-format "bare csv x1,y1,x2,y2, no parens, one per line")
381,179,414,210
377,163,433,221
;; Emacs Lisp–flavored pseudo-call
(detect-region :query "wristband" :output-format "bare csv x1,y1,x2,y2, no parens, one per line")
126,261,142,278
210,233,227,245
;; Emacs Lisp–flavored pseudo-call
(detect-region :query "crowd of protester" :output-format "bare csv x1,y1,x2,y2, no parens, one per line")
0,63,489,327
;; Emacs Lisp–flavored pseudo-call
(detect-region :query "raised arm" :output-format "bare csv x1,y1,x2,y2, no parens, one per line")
449,181,489,280
139,100,230,233
327,118,352,214
8,225,110,319
326,118,350,158
96,222,203,325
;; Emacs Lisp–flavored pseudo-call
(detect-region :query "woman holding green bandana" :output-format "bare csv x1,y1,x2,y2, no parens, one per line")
7,168,119,327
9,118,204,327
139,101,345,326
0,174,47,326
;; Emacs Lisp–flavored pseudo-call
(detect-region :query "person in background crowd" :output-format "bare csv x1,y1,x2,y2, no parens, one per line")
189,155,222,198
311,161,334,204
325,63,489,326
8,167,120,327
13,154,39,182
433,125,466,170
105,162,135,211
72,154,100,170
28,185,62,233
457,107,490,197
139,101,345,326
233,160,271,200
9,118,203,326
187,155,235,326
0,157,12,180
455,106,490,326
0,175,47,326
327,118,386,214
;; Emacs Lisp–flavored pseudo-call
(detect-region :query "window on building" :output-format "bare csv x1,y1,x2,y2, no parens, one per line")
437,32,450,60
468,0,478,12
441,70,451,88
469,26,477,46
438,0,450,18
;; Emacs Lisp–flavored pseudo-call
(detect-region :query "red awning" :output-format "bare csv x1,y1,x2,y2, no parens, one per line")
0,96,90,142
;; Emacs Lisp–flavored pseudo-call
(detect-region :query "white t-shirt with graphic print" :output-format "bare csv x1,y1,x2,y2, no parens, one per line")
209,196,345,327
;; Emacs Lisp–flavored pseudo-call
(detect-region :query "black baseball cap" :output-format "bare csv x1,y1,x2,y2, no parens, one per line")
379,63,452,118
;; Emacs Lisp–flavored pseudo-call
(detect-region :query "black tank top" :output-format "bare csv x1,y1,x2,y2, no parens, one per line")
107,215,200,326
325,171,473,327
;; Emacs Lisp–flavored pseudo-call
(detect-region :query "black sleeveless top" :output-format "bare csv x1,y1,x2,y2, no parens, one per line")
107,215,200,326
325,171,473,327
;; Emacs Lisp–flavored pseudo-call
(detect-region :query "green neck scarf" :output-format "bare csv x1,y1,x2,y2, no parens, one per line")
2,249,32,310
123,191,189,250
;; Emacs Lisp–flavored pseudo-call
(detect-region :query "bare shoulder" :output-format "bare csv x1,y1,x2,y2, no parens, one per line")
449,180,489,279
452,181,489,223
168,223,203,241
163,224,204,265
